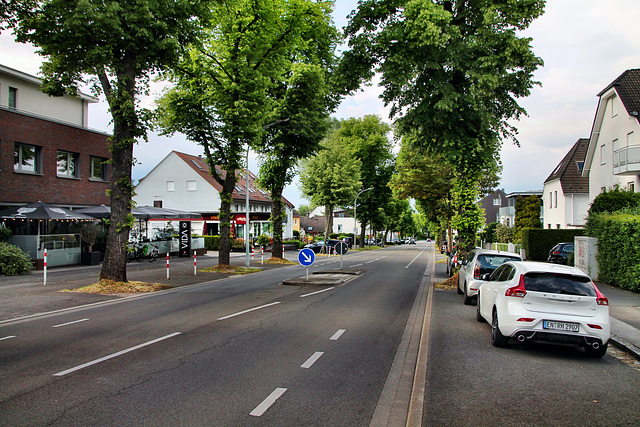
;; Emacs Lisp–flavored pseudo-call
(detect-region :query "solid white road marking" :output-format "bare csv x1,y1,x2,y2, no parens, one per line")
0,336,17,341
52,318,89,328
301,351,324,369
250,387,287,417
406,246,428,268
217,302,281,321
330,329,346,341
53,332,181,377
300,287,335,298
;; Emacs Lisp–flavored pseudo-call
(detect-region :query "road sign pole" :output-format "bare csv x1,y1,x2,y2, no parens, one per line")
306,266,309,282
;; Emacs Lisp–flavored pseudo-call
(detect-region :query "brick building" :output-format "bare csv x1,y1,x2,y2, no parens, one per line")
0,64,111,209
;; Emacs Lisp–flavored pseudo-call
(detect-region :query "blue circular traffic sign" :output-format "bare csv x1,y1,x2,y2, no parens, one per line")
298,248,316,266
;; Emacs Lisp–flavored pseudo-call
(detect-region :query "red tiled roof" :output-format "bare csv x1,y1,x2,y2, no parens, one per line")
173,151,294,208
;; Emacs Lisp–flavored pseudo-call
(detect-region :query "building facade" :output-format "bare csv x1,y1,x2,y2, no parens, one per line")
0,64,111,209
583,69,640,201
134,151,295,239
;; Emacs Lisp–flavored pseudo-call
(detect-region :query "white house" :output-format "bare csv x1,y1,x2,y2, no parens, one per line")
583,69,640,201
543,138,590,229
134,151,294,240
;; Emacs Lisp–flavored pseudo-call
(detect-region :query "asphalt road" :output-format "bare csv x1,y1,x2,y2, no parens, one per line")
0,244,431,425
424,276,640,426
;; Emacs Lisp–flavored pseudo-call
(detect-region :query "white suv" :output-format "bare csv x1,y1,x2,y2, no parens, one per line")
457,249,522,305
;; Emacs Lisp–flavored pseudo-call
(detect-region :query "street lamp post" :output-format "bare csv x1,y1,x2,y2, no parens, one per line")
354,187,373,246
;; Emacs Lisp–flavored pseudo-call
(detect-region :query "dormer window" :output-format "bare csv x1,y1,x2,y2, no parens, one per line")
576,161,584,173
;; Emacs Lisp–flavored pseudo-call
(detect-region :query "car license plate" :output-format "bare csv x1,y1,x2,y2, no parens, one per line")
543,320,579,332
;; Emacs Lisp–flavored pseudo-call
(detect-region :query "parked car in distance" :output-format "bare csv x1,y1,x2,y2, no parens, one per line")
392,238,401,245
304,239,339,254
446,249,459,277
409,238,416,245
458,249,522,304
547,242,574,265
476,261,610,357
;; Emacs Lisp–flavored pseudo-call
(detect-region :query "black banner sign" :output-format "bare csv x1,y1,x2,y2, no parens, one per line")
179,221,191,257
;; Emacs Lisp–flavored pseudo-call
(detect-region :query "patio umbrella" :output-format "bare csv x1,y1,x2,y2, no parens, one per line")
0,201,95,221
76,204,112,219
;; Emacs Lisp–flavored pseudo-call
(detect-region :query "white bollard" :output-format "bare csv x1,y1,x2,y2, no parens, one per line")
166,253,170,279
193,252,197,276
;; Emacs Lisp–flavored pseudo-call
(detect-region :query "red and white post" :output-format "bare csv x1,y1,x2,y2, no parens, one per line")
43,248,47,286
193,252,197,276
166,253,170,280
261,246,264,265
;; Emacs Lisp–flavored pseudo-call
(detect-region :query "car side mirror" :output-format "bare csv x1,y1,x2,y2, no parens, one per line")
482,273,491,281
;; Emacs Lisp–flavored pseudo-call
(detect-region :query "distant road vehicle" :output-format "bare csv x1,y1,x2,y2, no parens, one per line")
476,261,610,357
547,242,575,265
303,239,339,254
458,249,522,304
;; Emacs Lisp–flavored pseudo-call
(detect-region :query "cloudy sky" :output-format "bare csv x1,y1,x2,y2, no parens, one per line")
2,0,640,208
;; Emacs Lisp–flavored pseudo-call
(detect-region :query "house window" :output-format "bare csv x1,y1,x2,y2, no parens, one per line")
549,192,552,208
14,142,41,173
8,86,17,109
600,145,606,165
611,96,618,117
167,181,175,192
554,191,557,208
186,180,196,191
613,138,619,152
629,182,635,193
628,132,635,146
548,224,551,229
153,200,162,208
90,156,108,181
576,161,584,173
556,224,561,229
337,224,343,232
57,150,79,178
493,198,500,206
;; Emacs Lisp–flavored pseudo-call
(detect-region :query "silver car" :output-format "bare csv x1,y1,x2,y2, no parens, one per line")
457,249,522,305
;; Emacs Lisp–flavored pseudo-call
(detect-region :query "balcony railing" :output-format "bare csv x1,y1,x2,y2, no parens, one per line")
613,146,640,175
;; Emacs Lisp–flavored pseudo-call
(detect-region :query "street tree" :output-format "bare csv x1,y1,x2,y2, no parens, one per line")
336,115,394,248
156,0,327,266
341,0,544,251
256,1,340,259
13,0,208,282
299,135,362,252
514,195,542,241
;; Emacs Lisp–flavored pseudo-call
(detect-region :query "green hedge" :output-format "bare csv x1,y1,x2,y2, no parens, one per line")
521,228,585,261
587,212,640,291
203,235,220,251
0,242,33,275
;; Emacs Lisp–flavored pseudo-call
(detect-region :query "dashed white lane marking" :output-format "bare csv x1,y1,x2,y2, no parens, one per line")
300,287,335,298
52,318,89,328
0,336,17,341
217,302,281,321
330,329,346,340
250,387,287,417
301,351,324,369
53,332,181,377
351,263,364,267
406,247,428,268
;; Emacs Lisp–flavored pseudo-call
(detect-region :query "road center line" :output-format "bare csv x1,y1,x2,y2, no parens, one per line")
330,329,346,340
0,335,17,341
52,318,89,328
301,351,324,369
217,302,281,321
300,287,335,298
351,263,364,267
405,247,428,268
250,387,287,417
53,332,181,377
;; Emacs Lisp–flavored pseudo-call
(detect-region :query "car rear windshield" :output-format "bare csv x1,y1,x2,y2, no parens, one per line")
523,273,596,296
477,255,521,270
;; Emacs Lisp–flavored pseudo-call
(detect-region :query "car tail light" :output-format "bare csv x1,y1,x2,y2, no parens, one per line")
593,282,609,306
587,324,603,330
505,274,527,298
517,318,535,322
474,265,480,279
552,251,560,255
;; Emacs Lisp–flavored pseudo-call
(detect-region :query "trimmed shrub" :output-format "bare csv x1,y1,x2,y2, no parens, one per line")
0,227,12,242
257,234,271,246
520,228,585,261
587,211,640,291
588,186,640,215
203,235,220,251
0,242,33,275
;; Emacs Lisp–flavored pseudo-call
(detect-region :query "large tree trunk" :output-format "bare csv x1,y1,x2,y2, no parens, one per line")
323,205,334,254
99,69,136,283
218,170,237,266
359,220,367,248
269,180,285,259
